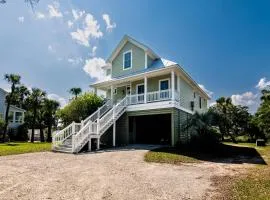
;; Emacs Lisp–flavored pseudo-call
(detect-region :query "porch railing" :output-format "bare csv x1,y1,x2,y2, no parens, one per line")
128,89,179,105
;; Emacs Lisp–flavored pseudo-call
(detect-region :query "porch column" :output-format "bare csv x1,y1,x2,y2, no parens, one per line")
144,76,147,104
171,71,175,100
22,112,25,123
177,75,180,92
113,108,116,147
110,85,114,102
13,112,16,123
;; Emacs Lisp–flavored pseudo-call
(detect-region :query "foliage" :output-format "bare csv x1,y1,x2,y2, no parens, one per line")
25,88,46,142
8,124,29,141
2,74,21,142
69,87,82,99
253,88,270,140
57,93,103,126
210,97,251,143
0,142,51,156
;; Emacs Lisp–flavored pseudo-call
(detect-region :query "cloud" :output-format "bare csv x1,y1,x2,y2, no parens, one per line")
18,16,24,23
72,9,85,21
67,20,73,28
256,77,270,90
70,14,103,47
48,45,56,53
35,12,46,19
91,46,97,56
102,14,116,32
231,92,259,107
198,84,213,98
83,57,106,81
47,93,67,108
67,57,83,65
48,2,63,18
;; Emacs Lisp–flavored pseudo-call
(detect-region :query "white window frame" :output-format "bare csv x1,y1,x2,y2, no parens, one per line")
136,83,144,94
123,50,132,70
159,78,170,91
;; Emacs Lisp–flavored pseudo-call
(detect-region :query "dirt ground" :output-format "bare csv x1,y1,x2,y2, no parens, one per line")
0,145,250,200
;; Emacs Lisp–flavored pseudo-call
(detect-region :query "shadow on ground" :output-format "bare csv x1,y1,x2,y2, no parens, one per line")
149,144,267,165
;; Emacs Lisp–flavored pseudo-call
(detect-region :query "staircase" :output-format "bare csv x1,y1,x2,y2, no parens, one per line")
52,96,129,153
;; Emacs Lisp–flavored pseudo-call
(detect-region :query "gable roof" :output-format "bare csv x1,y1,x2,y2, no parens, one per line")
0,88,8,95
106,35,160,63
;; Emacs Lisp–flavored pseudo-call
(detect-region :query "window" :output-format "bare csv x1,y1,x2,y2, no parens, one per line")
159,79,169,91
15,112,23,123
123,51,132,69
8,111,14,123
199,97,202,109
194,92,196,98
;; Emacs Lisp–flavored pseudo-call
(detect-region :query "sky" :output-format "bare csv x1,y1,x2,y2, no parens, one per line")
0,0,270,113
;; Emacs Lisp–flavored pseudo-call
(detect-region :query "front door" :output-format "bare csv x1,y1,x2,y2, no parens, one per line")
159,79,170,99
137,84,144,103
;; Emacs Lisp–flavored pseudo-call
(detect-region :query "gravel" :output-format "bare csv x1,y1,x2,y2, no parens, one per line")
0,145,246,200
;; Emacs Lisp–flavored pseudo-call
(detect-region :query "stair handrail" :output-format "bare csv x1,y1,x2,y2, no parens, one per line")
52,122,75,146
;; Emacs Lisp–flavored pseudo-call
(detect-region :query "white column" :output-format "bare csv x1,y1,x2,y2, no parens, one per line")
144,76,147,104
110,85,114,104
113,108,116,147
88,138,91,151
144,52,148,69
97,138,100,150
13,112,16,123
171,71,175,100
177,75,180,92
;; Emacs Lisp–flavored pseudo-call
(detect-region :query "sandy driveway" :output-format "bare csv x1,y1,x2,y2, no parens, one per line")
0,145,246,200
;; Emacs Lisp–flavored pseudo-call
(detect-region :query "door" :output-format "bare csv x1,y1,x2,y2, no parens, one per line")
159,79,170,99
137,84,144,103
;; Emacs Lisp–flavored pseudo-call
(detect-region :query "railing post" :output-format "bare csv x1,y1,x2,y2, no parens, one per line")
72,121,75,135
72,134,75,153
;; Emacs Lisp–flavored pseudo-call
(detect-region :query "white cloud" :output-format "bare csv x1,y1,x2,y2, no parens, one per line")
91,46,97,56
67,57,83,65
256,77,270,90
72,9,85,21
83,57,106,81
48,93,67,108
70,14,103,47
102,14,116,32
48,45,56,53
36,12,45,19
231,92,259,107
18,16,24,23
48,2,63,18
67,20,73,28
198,84,213,98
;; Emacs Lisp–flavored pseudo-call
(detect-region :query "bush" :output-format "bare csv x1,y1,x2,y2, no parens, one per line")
9,124,29,141
0,119,4,139
188,129,220,152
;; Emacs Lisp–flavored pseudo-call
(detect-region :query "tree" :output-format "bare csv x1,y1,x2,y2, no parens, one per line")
25,88,46,142
43,99,60,142
12,85,30,108
57,93,103,126
2,74,21,142
254,88,270,140
69,87,82,99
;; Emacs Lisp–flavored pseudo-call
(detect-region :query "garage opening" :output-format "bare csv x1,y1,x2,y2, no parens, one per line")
129,114,171,145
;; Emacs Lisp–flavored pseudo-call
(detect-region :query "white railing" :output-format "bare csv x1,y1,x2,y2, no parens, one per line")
129,94,144,105
147,89,171,102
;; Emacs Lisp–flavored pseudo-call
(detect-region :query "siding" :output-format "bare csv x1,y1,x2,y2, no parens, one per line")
180,78,193,110
147,55,154,68
112,41,145,78
116,112,129,145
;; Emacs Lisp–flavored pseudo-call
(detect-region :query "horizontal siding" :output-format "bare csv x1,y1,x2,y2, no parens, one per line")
127,108,173,117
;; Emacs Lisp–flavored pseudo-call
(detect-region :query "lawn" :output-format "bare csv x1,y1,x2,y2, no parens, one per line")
0,142,52,156
144,143,270,200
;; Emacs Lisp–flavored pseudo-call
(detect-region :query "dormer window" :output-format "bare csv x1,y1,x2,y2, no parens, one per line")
123,50,132,70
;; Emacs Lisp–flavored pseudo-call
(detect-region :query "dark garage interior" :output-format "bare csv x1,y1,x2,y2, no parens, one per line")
129,114,171,145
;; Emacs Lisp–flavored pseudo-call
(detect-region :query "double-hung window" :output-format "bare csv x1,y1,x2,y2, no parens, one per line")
123,51,132,69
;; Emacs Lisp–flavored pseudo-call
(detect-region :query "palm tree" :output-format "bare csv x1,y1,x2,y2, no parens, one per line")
26,88,46,142
14,85,30,108
2,74,21,142
43,99,60,142
69,87,82,99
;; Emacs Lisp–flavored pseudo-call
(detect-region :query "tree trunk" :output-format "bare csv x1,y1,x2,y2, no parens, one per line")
2,102,11,142
47,124,52,142
40,126,44,142
31,109,36,143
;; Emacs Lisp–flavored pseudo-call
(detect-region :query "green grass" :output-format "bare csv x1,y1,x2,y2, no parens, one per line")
0,142,52,156
144,148,199,164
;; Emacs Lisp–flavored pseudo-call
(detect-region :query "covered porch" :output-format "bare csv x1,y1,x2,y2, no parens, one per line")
96,70,181,106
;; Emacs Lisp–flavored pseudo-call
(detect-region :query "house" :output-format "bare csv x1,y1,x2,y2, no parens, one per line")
52,35,210,153
0,88,25,129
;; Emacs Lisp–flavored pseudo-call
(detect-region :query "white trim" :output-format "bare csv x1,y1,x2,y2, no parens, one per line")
159,78,170,91
136,83,144,94
123,50,132,70
144,52,148,69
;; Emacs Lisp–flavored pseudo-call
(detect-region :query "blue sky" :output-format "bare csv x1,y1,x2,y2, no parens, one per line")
0,0,270,112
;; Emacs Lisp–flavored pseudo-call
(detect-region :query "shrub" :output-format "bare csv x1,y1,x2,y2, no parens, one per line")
9,124,29,141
